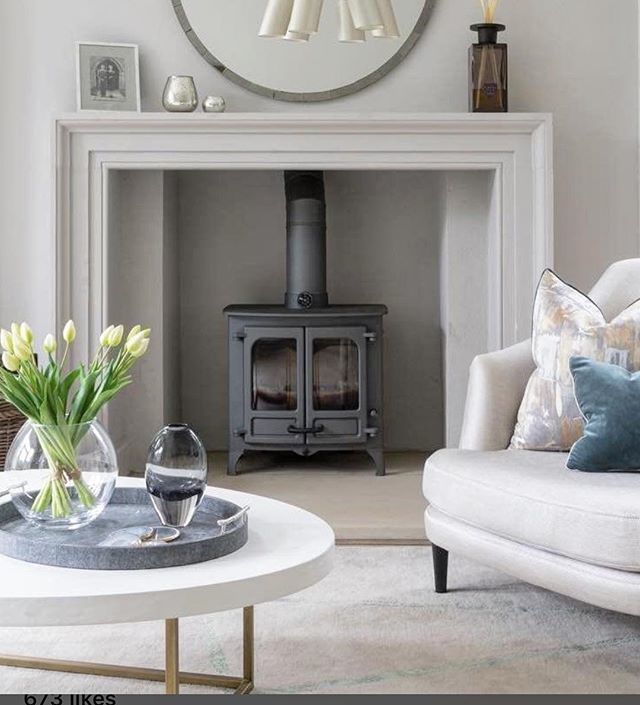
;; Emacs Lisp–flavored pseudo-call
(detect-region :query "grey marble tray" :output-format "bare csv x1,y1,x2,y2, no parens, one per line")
0,488,248,570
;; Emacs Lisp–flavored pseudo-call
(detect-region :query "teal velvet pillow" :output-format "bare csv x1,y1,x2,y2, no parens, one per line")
568,356,640,472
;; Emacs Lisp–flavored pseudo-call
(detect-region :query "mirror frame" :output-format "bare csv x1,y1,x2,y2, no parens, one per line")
172,0,437,102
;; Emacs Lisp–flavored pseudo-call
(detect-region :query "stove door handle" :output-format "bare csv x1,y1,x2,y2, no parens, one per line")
287,424,325,435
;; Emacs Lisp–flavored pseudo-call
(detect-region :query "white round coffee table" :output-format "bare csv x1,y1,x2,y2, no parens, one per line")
0,477,335,694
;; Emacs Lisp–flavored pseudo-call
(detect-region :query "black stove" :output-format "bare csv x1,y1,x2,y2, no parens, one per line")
224,172,386,475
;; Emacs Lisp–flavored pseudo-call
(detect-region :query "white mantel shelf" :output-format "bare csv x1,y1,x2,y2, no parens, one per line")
57,111,551,132
54,111,553,365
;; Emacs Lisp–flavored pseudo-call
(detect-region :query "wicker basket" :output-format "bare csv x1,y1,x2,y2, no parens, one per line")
0,400,25,470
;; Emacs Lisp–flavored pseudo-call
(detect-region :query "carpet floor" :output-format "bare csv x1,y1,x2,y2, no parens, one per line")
207,450,427,542
2,547,640,694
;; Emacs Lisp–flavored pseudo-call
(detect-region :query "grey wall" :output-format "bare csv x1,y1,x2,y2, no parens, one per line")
108,171,182,470
0,0,638,358
440,172,493,446
177,170,445,452
178,170,286,451
325,171,444,451
162,172,182,425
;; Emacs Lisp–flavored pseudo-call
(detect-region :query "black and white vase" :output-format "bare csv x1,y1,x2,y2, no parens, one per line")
145,424,207,528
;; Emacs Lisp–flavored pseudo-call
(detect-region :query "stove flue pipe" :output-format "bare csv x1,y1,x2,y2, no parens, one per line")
284,171,328,309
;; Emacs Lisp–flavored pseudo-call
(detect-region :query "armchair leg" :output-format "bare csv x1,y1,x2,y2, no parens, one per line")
432,544,449,593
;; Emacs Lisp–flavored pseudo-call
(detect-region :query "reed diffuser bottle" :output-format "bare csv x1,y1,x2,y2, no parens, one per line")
469,0,507,113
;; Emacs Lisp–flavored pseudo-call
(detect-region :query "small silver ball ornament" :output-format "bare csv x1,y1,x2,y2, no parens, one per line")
202,95,226,113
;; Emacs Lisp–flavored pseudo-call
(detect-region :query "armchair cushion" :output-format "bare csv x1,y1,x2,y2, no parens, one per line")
568,356,640,471
510,269,640,451
423,448,640,571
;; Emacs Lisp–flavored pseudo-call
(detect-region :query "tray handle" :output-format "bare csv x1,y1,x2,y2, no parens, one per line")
217,505,250,535
0,482,27,499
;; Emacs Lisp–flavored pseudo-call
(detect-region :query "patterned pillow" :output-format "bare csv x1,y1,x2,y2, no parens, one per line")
510,269,640,451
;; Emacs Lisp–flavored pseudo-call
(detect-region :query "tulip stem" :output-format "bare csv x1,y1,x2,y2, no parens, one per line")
59,341,69,371
29,427,97,517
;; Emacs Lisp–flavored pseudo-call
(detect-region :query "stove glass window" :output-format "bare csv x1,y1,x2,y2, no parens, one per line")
251,338,298,411
312,338,359,411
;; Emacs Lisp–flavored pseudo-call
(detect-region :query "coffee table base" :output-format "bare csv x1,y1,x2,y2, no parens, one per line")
0,606,254,695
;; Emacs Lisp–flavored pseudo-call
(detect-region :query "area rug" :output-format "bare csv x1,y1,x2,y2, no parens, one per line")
1,547,640,694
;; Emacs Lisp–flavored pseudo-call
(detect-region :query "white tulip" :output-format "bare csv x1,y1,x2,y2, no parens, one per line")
128,338,149,358
63,320,76,344
12,335,31,361
125,331,145,353
108,324,124,347
0,329,13,354
10,322,20,341
1,351,20,372
126,324,141,342
99,325,115,347
19,322,33,345
43,334,57,354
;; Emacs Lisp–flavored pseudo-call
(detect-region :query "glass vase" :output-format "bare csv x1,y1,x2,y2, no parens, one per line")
5,420,118,530
145,424,207,528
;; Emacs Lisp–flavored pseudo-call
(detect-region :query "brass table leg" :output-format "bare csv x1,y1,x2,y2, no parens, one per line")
165,618,180,694
0,606,255,695
238,606,254,694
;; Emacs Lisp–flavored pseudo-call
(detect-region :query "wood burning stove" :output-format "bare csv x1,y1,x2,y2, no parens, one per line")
224,172,386,475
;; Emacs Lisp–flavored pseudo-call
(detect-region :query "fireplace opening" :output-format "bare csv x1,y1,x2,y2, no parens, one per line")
106,169,494,475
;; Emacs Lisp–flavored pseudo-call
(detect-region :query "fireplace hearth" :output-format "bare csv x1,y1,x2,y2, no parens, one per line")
225,171,387,475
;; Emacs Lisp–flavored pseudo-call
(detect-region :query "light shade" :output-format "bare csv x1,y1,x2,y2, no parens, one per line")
288,0,324,35
284,30,311,41
372,0,400,38
259,0,295,37
347,0,383,31
338,0,365,42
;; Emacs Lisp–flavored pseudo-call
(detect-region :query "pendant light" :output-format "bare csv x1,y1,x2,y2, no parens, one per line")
288,0,324,35
259,0,295,37
259,0,401,43
338,0,365,43
371,0,399,38
346,0,383,31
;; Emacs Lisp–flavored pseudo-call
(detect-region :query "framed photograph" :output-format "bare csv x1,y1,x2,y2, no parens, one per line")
76,42,141,112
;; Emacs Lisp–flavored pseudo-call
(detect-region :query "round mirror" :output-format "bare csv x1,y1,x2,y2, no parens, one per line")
173,0,436,102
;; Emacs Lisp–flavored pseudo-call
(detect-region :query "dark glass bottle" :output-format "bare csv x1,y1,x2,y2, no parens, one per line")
469,23,508,113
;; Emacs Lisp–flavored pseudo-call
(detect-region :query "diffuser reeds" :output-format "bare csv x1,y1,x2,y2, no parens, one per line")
479,0,500,23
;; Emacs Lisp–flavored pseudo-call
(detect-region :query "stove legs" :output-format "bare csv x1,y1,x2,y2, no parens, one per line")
367,449,385,476
228,450,244,476
229,449,384,475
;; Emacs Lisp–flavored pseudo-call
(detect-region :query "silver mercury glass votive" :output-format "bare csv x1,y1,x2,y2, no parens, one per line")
162,75,198,112
202,95,226,113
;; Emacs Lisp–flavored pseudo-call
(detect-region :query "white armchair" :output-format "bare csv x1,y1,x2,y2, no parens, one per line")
423,259,640,615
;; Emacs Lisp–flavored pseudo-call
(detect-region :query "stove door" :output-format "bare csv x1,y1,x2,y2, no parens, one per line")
305,327,368,444
244,327,306,445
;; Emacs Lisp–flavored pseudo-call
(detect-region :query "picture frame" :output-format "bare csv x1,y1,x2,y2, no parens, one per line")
76,41,141,112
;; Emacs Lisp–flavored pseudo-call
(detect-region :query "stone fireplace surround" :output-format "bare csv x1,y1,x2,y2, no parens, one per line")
54,113,553,469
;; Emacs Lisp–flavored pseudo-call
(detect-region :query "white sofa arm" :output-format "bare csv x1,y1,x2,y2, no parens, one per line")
458,340,535,451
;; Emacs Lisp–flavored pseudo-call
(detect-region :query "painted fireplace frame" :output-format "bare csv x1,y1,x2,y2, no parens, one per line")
53,112,553,446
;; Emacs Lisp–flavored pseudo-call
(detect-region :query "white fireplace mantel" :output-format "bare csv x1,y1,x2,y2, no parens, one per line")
54,112,553,417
